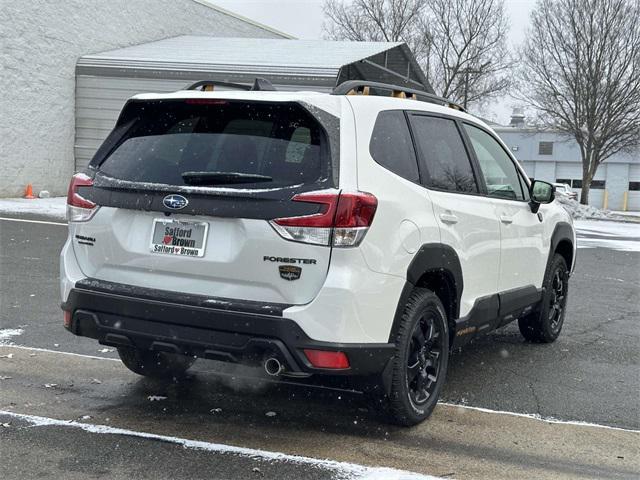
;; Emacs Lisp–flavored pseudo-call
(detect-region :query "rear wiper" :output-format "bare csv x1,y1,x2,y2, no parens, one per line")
181,171,273,186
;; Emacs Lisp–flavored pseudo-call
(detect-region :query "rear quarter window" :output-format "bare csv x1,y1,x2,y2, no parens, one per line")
369,110,420,183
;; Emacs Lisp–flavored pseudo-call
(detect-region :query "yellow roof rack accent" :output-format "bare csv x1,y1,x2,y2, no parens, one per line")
333,80,465,112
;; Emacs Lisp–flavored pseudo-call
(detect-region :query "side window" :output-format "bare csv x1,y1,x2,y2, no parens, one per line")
410,115,478,193
369,111,420,183
464,124,525,201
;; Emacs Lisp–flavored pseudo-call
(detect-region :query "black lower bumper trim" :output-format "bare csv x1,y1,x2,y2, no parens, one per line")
74,277,292,317
63,281,394,376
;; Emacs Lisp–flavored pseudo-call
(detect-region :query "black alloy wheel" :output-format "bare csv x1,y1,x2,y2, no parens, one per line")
384,288,450,426
548,268,567,333
406,311,444,408
518,254,569,343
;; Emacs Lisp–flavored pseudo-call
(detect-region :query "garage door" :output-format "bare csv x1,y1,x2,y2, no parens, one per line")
628,164,640,211
555,162,608,206
590,166,607,208
555,163,582,201
555,163,582,179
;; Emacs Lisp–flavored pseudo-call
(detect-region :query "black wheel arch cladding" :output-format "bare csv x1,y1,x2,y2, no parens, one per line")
388,243,463,343
389,227,573,345
549,222,574,273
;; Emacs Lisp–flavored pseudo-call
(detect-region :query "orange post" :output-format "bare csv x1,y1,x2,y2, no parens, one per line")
24,184,36,199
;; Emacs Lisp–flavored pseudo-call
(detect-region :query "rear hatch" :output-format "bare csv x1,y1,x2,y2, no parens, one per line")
70,96,341,305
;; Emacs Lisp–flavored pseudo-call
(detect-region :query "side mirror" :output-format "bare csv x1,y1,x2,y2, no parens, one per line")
529,180,554,213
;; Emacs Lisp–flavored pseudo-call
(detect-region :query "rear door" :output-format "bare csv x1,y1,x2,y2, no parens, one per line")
462,123,547,293
70,98,340,305
407,113,501,320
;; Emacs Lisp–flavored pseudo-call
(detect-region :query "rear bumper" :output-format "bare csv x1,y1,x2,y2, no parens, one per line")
62,279,395,376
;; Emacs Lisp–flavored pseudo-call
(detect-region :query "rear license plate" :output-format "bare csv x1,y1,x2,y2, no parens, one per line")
150,219,209,257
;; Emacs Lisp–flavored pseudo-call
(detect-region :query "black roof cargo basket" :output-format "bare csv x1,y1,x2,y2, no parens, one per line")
332,80,465,112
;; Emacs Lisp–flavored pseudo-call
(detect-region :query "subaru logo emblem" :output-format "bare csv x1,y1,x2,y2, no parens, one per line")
163,194,188,210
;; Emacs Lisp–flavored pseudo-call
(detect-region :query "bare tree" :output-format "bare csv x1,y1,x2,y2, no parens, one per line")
323,0,426,55
419,0,511,108
518,0,640,205
323,0,512,108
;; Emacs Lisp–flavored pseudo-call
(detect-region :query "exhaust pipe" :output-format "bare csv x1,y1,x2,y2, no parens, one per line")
264,357,284,376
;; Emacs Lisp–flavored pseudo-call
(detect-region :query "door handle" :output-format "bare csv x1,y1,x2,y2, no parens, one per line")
500,215,513,224
439,213,459,224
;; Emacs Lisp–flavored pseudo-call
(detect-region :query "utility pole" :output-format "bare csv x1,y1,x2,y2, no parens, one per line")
460,62,491,109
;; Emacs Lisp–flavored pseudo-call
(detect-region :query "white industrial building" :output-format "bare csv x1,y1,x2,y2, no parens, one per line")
496,112,640,211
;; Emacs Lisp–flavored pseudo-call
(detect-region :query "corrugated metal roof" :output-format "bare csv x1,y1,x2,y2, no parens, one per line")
79,36,402,71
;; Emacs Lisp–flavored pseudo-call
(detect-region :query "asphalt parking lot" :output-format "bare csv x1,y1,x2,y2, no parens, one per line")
1,215,639,479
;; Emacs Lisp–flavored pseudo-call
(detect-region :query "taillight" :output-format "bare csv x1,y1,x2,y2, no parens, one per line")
66,173,98,222
269,191,377,247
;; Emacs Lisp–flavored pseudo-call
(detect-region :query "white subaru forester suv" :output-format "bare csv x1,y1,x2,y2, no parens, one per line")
60,80,576,426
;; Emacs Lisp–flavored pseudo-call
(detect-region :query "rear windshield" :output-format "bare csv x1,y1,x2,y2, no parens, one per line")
96,100,330,189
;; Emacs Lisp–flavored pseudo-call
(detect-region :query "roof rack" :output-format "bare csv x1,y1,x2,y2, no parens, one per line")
186,77,276,92
332,80,465,112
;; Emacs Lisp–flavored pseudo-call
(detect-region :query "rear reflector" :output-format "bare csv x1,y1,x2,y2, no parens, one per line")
66,173,98,222
63,310,72,328
303,349,350,369
270,191,377,247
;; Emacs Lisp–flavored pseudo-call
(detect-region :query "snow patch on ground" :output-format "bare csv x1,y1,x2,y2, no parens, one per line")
611,210,640,218
575,220,640,237
440,403,638,433
0,411,442,480
0,329,24,345
147,395,167,402
575,219,640,252
1,345,120,361
0,197,67,221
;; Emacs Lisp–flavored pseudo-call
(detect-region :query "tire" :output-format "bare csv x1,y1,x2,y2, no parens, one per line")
518,254,569,343
117,347,196,379
384,288,450,426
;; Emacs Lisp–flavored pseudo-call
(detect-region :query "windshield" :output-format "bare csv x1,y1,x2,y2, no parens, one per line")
97,100,329,189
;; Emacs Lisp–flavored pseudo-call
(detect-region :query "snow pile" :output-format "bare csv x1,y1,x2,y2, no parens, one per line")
555,196,617,220
0,197,66,221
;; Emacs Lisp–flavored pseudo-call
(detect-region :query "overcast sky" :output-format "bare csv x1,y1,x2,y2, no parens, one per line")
212,0,537,123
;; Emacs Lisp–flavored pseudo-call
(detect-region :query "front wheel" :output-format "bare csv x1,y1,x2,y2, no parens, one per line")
117,347,195,379
384,288,449,426
518,254,569,343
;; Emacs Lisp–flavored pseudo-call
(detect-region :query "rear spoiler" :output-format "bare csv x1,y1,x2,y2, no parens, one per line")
185,78,276,92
